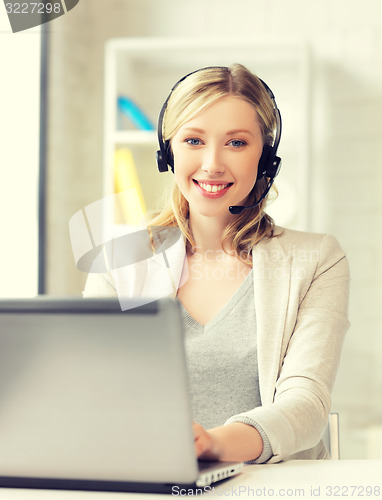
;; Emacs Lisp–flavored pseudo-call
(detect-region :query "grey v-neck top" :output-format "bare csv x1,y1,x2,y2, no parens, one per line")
179,270,272,463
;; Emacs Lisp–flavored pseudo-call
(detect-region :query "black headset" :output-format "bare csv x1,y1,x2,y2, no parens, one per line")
155,67,282,212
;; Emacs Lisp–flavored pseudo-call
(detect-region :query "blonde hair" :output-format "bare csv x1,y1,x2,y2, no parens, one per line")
149,64,278,263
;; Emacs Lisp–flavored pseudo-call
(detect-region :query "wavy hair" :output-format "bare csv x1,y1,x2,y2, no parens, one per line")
149,64,278,263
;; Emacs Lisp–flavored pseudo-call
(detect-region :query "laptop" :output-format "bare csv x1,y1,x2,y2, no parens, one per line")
0,297,243,493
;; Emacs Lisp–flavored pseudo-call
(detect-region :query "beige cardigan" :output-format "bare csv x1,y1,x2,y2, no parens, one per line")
83,226,350,463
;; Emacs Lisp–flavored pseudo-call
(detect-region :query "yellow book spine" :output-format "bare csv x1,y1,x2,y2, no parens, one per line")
113,148,146,224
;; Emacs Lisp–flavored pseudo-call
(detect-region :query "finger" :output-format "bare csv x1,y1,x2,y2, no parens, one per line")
192,422,203,438
194,428,213,458
194,434,208,457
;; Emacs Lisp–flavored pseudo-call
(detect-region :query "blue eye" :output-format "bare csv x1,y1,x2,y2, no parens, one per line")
186,138,202,146
229,140,246,148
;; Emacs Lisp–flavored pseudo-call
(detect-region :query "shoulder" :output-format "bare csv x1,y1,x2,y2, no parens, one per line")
254,226,349,280
274,225,342,250
268,226,346,262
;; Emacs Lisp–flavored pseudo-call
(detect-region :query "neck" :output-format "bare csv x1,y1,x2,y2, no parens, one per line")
188,210,233,254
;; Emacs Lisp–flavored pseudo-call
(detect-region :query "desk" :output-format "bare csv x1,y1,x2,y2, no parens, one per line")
0,460,381,499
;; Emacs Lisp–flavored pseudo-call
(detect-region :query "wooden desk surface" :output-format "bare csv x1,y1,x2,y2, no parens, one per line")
0,460,381,499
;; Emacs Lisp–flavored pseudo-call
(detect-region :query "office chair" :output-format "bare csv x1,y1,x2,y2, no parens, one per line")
322,412,340,460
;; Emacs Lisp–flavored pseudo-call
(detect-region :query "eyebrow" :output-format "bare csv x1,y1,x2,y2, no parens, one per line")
226,129,254,137
181,127,254,136
181,127,206,134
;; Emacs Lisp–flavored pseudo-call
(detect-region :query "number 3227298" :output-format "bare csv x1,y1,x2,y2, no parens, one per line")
5,3,62,14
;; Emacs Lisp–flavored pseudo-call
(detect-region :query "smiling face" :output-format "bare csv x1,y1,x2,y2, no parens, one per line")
171,95,264,220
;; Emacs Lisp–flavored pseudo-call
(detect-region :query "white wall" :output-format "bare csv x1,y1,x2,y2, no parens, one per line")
0,10,40,297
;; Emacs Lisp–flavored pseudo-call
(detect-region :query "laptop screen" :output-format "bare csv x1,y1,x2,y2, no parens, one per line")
0,297,198,485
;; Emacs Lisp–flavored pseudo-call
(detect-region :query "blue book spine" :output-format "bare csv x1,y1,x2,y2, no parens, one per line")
117,96,155,131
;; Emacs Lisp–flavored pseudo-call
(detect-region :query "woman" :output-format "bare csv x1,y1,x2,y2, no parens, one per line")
84,64,350,464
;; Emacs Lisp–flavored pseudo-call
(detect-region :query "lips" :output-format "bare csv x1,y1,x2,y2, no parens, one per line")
193,179,233,198
198,182,231,193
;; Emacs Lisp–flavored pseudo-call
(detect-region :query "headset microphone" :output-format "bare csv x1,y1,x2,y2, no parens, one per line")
228,177,276,215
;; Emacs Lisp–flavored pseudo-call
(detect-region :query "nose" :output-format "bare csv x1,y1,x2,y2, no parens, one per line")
201,144,225,174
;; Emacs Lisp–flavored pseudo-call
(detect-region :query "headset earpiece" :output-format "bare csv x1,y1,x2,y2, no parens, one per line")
267,155,281,179
257,145,271,179
257,145,282,180
164,140,174,172
155,149,168,173
156,140,174,173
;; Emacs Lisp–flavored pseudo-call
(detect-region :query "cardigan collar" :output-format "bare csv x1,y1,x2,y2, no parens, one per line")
252,233,292,404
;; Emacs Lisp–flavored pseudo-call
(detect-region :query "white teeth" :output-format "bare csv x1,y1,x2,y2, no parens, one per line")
199,182,229,193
